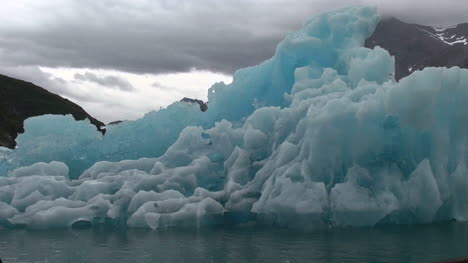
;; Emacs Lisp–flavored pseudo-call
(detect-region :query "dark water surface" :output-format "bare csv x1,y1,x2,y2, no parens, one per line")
1,222,468,263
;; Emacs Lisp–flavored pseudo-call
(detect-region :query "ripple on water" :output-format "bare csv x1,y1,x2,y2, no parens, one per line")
0,223,468,263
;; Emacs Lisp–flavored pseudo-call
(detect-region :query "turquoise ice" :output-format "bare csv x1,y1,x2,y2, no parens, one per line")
1,6,468,229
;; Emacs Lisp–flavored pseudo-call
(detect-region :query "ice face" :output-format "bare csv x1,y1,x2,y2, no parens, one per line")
1,6,468,229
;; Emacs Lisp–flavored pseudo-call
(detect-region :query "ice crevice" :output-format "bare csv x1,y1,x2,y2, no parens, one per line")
2,6,468,229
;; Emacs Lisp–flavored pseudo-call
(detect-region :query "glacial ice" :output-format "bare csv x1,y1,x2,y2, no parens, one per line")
2,6,468,229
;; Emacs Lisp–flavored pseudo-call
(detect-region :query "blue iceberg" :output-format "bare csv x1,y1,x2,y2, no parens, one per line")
1,6,468,229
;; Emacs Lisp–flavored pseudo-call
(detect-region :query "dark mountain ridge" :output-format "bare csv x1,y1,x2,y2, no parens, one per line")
365,17,468,80
0,74,104,149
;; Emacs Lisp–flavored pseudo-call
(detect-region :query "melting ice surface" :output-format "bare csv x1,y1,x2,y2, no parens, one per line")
2,6,468,229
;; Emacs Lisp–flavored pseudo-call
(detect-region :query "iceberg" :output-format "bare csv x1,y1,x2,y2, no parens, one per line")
2,6,468,229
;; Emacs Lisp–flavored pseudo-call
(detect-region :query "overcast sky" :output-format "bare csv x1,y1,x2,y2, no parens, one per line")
1,0,468,122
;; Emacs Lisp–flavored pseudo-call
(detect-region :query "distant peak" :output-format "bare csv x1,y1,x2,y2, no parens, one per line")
365,16,468,80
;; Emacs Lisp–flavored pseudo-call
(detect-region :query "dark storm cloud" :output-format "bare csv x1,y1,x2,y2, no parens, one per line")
0,22,279,75
74,72,134,91
1,0,468,75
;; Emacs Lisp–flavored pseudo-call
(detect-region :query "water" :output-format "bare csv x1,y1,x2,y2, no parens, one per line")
1,222,468,263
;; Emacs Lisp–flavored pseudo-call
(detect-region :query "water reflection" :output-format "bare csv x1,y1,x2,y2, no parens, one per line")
1,223,468,263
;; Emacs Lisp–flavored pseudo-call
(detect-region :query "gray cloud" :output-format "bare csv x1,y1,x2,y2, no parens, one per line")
1,0,466,77
2,0,468,123
74,72,134,91
0,64,153,122
151,81,180,92
0,65,104,104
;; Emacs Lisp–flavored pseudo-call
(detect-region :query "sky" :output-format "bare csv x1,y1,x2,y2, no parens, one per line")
1,0,468,123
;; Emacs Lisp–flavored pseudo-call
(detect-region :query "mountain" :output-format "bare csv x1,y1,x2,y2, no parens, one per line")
180,97,208,112
365,17,468,80
0,74,104,148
